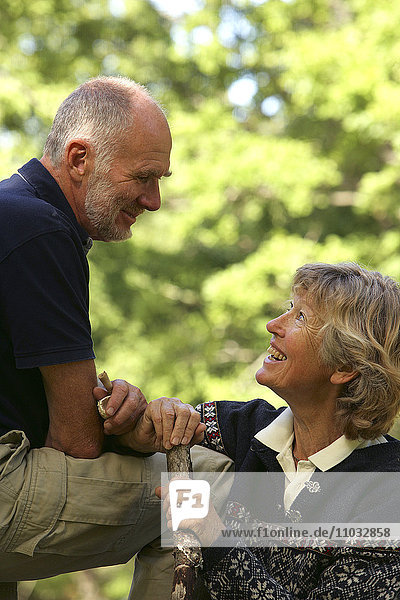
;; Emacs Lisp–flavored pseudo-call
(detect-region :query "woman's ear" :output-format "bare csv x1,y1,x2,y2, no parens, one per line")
330,366,359,385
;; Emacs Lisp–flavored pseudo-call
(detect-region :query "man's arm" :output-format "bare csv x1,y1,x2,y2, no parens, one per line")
41,361,151,458
40,359,103,458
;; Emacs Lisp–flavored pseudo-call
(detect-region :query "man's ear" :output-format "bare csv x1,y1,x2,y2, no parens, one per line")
330,366,359,385
65,140,92,181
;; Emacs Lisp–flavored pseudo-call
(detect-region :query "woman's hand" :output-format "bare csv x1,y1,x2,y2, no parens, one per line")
119,397,206,453
155,484,226,547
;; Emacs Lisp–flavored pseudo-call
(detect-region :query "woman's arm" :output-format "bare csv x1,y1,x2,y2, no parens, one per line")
195,398,280,461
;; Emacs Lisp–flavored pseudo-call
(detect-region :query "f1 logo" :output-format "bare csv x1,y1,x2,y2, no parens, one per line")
169,479,210,531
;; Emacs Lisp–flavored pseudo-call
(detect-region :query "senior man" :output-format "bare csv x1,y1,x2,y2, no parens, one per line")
0,76,232,598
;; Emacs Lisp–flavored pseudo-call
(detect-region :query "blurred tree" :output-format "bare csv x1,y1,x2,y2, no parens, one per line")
88,0,400,405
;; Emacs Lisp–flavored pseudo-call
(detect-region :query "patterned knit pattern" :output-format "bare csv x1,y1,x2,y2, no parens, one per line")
203,545,400,599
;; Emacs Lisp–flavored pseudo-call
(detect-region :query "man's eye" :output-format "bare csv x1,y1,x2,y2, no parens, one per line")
296,312,305,321
136,176,149,183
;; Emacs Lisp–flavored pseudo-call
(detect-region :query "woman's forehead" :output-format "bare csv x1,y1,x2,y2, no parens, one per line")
292,291,317,311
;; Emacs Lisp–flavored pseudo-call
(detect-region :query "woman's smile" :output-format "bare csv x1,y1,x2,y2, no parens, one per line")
266,345,287,362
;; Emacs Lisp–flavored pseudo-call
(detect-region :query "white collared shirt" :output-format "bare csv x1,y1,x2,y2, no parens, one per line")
254,407,386,510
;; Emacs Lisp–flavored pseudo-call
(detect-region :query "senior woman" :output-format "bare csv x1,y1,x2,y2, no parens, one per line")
159,262,400,600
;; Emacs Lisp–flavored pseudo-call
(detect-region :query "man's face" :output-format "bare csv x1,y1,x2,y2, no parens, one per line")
84,107,172,242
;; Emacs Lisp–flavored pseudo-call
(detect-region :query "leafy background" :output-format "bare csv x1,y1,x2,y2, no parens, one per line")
2,0,400,596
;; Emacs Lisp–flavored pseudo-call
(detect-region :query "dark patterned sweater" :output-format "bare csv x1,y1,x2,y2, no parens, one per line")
196,399,400,600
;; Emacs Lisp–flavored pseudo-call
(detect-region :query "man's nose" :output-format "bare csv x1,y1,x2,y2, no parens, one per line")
138,180,161,211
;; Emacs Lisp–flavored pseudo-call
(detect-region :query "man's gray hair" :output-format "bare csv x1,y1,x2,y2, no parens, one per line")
43,76,161,167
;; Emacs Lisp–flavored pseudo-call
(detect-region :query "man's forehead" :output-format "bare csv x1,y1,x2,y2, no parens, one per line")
116,138,171,168
122,124,171,160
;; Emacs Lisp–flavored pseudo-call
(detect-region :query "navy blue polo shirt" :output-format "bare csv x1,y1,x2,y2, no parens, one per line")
0,159,95,447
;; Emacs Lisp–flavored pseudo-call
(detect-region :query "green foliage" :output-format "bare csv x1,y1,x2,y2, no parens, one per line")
3,0,400,596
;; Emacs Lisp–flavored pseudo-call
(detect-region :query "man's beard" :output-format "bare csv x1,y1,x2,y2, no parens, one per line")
85,169,133,242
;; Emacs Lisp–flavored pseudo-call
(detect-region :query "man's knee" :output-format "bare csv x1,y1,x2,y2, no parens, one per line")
0,445,167,581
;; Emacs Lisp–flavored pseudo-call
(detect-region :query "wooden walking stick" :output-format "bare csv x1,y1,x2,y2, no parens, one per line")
97,372,201,600
166,445,202,600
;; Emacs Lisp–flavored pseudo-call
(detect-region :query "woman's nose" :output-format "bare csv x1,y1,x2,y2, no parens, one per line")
266,313,286,336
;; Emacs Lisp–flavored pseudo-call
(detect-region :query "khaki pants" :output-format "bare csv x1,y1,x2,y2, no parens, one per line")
0,430,233,596
0,430,165,581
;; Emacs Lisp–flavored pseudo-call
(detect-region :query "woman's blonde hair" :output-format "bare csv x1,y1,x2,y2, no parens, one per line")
293,262,400,439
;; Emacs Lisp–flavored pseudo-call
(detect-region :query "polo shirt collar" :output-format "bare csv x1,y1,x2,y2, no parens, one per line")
18,158,92,251
255,406,295,453
254,406,384,472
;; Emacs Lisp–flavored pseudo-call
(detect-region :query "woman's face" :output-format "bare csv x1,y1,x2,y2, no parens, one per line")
255,293,334,402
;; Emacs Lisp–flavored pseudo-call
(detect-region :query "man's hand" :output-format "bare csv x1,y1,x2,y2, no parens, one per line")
93,379,147,436
119,397,206,453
